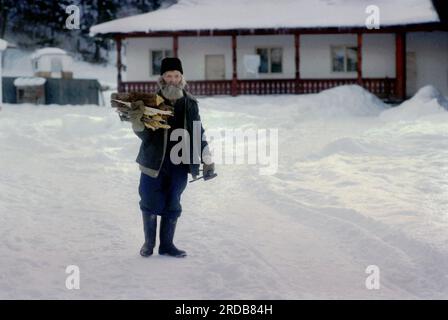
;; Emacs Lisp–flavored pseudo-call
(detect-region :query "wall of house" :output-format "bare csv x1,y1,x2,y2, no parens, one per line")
179,36,232,80
361,33,396,78
236,34,296,79
123,32,448,97
300,33,396,79
300,34,357,79
123,36,232,81
407,31,448,97
124,37,172,81
125,35,296,81
125,34,398,82
125,36,234,81
126,35,296,81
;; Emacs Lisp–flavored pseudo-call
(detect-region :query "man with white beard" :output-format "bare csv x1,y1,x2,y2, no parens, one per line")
129,57,215,258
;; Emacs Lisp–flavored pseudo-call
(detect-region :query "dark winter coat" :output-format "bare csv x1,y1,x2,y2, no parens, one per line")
133,89,209,178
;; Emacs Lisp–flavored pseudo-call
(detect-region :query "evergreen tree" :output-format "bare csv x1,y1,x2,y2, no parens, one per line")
0,0,176,62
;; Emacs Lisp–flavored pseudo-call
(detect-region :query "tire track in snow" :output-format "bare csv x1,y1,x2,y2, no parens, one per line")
182,164,417,299
248,172,448,298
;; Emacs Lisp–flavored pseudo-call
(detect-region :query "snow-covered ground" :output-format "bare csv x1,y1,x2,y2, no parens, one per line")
1,84,448,299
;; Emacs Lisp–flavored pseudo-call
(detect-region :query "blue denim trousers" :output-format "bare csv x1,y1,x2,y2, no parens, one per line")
138,156,189,219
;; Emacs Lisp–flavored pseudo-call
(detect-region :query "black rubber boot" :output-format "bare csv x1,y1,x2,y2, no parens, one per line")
158,217,187,258
140,212,157,257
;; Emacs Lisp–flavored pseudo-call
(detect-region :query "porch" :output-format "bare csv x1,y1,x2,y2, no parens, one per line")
114,28,408,101
119,77,396,99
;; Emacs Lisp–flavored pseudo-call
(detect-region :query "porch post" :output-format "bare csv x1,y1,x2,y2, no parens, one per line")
0,43,5,104
173,34,178,57
294,32,301,94
115,36,123,92
395,32,406,100
357,32,363,85
231,33,237,96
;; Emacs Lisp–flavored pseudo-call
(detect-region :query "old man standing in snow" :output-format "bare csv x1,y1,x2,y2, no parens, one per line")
128,57,215,258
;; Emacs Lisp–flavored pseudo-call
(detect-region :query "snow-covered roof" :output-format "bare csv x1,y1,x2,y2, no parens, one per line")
14,77,46,87
0,38,7,51
90,0,440,36
31,48,68,60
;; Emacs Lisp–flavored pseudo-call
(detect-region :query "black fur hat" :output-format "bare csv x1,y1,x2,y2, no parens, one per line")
160,57,183,75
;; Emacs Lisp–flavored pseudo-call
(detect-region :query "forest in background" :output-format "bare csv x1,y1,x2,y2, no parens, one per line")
0,0,176,63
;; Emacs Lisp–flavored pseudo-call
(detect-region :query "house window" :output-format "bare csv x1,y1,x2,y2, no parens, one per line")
151,49,173,75
256,47,283,73
331,46,358,72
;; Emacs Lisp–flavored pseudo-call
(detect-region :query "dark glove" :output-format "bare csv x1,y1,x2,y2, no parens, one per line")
189,163,217,183
128,101,145,132
203,162,215,180
128,101,145,121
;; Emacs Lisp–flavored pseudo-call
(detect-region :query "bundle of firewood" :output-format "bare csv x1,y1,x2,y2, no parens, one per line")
110,92,174,131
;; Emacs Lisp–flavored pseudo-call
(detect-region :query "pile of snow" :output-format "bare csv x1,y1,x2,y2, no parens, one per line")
295,84,387,120
380,85,448,121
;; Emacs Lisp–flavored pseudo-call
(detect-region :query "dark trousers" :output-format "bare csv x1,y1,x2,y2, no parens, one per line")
138,156,189,219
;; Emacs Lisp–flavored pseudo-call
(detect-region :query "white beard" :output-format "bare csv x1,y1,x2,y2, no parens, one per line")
158,76,186,102
161,84,184,101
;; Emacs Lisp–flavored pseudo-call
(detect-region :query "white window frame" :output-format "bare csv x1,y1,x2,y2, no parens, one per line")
330,45,358,73
255,47,283,74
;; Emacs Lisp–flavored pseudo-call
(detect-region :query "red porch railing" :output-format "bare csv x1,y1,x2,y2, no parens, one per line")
239,79,297,95
119,81,159,92
186,80,233,95
362,78,396,97
119,78,396,99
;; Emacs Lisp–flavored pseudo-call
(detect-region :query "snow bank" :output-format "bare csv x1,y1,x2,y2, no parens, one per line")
295,84,387,120
380,85,448,121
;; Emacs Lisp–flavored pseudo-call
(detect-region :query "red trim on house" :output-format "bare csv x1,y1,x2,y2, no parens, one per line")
294,32,300,94
115,36,123,90
173,35,178,57
357,33,363,85
231,34,237,96
395,32,406,100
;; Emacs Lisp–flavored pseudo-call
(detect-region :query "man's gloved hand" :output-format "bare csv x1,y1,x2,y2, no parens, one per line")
189,163,216,183
128,101,145,132
203,162,215,179
128,101,145,121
